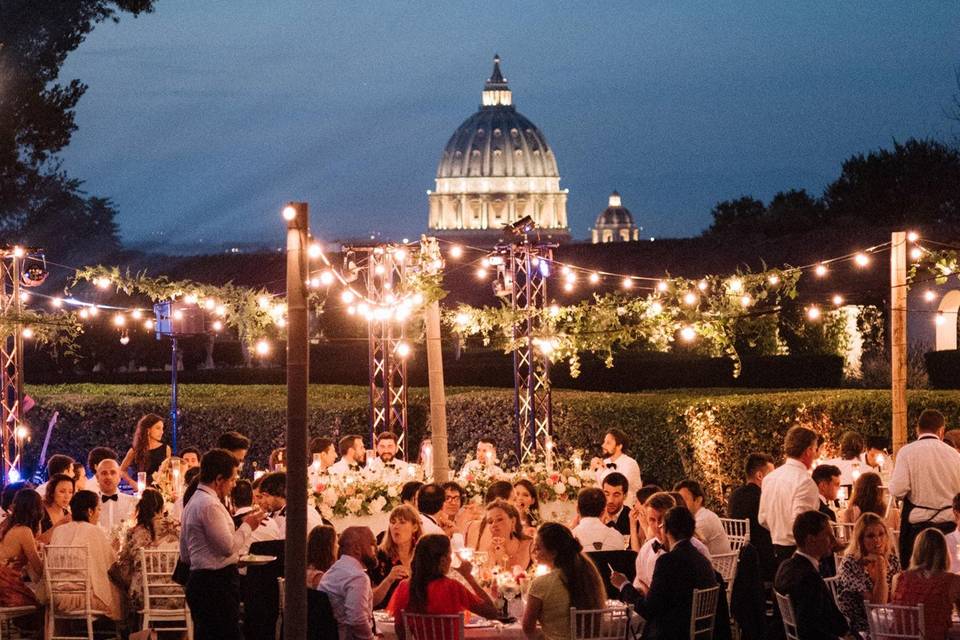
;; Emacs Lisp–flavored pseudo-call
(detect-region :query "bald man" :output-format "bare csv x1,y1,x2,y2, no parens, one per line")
317,526,377,640
93,458,136,533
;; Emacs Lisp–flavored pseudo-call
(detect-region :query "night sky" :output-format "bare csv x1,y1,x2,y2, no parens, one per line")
58,1,960,250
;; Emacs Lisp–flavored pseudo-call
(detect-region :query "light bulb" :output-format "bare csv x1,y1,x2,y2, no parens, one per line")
767,274,780,285
308,243,321,259
623,277,634,289
698,280,708,291
21,327,33,339
936,313,945,326
683,292,697,306
341,290,355,304
649,301,663,315
910,247,923,260
173,310,183,321
204,298,216,310
832,294,844,306
854,253,870,267
807,306,822,321
12,246,24,258
79,309,89,319
184,293,198,304
449,245,463,258
728,278,743,293
212,320,223,331
320,270,335,285
740,294,752,307
549,304,561,317
476,267,488,279
656,281,668,292
282,205,296,220
680,326,696,342
89,306,98,317
815,264,828,277
257,296,270,309
907,231,919,243
455,312,470,326
144,319,154,330
394,248,407,263
131,309,142,320
255,339,270,356
396,342,411,358
119,335,130,345
563,282,574,292
412,293,424,305
589,272,600,284
113,314,126,327
51,297,63,308
924,290,936,302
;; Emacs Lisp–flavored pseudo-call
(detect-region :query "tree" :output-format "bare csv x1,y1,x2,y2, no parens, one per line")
762,189,825,234
823,138,960,227
704,196,766,236
0,0,154,254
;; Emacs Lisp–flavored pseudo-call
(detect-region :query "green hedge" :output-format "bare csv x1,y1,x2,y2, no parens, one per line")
19,385,960,508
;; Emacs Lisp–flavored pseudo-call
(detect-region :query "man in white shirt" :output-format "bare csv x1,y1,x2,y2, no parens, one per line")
181,449,266,640
591,429,642,505
416,483,449,536
758,425,821,566
365,431,400,475
890,409,960,561
318,526,378,640
92,458,137,534
458,438,504,480
572,488,625,551
328,434,367,476
675,479,731,556
258,471,323,539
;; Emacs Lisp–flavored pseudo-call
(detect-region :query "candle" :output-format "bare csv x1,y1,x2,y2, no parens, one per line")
485,450,494,466
545,437,554,473
312,453,322,473
572,454,582,472
534,564,549,577
137,472,146,496
171,459,182,497
407,465,416,478
423,444,433,479
876,453,886,469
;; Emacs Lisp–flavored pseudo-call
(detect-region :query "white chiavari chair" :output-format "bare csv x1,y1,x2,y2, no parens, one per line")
866,603,925,639
570,605,630,640
775,591,799,640
402,612,465,640
719,518,750,552
139,549,191,639
44,544,114,640
690,586,720,640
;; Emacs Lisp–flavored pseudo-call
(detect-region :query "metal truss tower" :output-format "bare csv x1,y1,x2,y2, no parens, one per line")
0,250,25,483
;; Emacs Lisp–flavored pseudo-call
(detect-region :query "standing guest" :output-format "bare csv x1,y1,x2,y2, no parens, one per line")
727,453,776,578
674,479,731,556
309,437,337,474
180,446,201,470
470,500,533,570
35,453,74,496
571,487,625,551
388,534,499,631
0,489,43,606
773,510,848,639
317,526,378,640
590,429,642,503
863,435,892,483
370,505,420,609
628,484,663,551
523,522,606,640
329,435,366,475
180,449,267,640
258,471,323,538
945,493,960,573
758,425,821,565
119,413,171,488
111,488,181,613
824,431,866,487
50,490,124,620
835,512,900,638
39,473,75,535
306,525,337,588
268,447,286,471
87,446,117,475
71,462,88,491
890,409,960,562
400,481,423,508
512,478,541,532
841,471,901,531
611,507,718,639
891,528,960,640
458,438,504,480
812,464,841,521
601,472,631,536
366,431,400,474
93,457,137,534
216,431,251,465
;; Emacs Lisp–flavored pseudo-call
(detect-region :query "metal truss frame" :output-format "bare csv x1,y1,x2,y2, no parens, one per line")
0,252,24,483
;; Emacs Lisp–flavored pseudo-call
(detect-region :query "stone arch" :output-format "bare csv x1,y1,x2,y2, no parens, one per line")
936,289,960,350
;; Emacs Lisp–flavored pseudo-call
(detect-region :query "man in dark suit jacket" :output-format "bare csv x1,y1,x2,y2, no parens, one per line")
773,510,848,640
611,506,717,639
602,472,632,535
728,453,776,580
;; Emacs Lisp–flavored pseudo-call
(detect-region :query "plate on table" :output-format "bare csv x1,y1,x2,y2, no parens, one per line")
240,554,277,565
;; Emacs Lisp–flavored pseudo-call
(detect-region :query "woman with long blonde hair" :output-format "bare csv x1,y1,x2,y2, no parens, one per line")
892,528,960,640
835,512,900,637
370,504,422,608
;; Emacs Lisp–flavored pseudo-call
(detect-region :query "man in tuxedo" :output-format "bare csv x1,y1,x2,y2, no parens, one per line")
728,452,775,580
811,464,840,522
773,510,848,639
93,457,136,534
601,472,631,535
611,506,717,639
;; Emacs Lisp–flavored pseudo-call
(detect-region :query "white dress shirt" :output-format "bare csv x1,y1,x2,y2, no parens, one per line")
179,484,254,570
695,507,732,556
458,459,504,481
420,513,445,536
572,516,625,551
596,454,642,505
946,530,960,574
634,535,711,588
890,434,960,524
758,458,820,546
273,504,324,539
317,554,375,640
93,487,136,534
823,455,866,487
328,458,363,476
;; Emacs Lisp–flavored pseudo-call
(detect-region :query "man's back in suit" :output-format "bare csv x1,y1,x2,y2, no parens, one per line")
635,539,717,639
774,554,848,639
728,483,775,579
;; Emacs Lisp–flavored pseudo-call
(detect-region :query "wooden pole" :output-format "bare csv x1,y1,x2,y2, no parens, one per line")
425,300,449,482
891,231,908,454
283,202,309,640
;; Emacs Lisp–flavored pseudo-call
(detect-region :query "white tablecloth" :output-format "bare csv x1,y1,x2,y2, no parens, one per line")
330,500,578,533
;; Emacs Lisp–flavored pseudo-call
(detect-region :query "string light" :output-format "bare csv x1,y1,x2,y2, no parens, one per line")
740,294,752,307
21,327,33,339
815,264,828,277
144,319,154,330
282,205,297,221
12,246,24,258
212,320,223,331
341,290,355,304
79,309,89,319
832,294,844,306
907,231,919,243
308,243,321,259
204,298,216,310
698,280,708,291
807,305,822,321
936,312,945,326
656,281,668,292
255,339,270,355
649,301,663,315
910,247,923,260
683,292,698,306
727,278,743,293
924,290,936,302
113,314,126,327
95,277,110,289
215,305,227,316
854,252,870,267
131,309,143,320
455,312,470,326
680,326,696,342
396,342,411,358
88,306,99,317
623,277,634,290
320,270,335,285
449,245,463,258
563,282,574,292
184,293,198,304
589,272,600,284
767,274,780,285
257,296,270,309
476,267,488,279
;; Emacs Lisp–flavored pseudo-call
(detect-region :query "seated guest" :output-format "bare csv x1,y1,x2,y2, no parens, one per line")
50,490,123,620
773,510,848,639
674,479,731,556
317,526,378,638
601,472,631,536
179,446,201,470
400,481,423,508
216,431,250,465
388,534,499,631
111,488,181,612
71,462,88,491
0,481,32,523
512,478,540,533
464,481,516,549
328,434,366,475
836,512,900,638
416,483,449,536
307,525,337,588
366,431,400,475
824,430,867,487
945,493,960,573
86,446,117,476
231,480,255,528
892,527,960,640
370,505,421,608
727,453,775,578
442,481,478,536
522,522,606,640
628,484,663,551
572,488,626,551
258,471,323,539
0,489,43,606
458,438,504,480
309,437,338,475
840,471,900,532
812,464,841,522
612,506,718,639
35,453,74,496
470,500,533,570
39,473,75,541
93,456,137,534
591,429,642,503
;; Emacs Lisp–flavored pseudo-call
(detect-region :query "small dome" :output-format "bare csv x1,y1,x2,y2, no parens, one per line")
595,191,635,227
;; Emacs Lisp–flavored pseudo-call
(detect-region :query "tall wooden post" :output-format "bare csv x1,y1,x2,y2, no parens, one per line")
425,300,449,482
891,231,908,453
283,202,309,640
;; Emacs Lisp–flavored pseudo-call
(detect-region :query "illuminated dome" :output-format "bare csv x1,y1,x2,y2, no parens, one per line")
592,192,640,243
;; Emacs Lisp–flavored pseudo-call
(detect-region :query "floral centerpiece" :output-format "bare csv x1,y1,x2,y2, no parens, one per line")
309,464,422,519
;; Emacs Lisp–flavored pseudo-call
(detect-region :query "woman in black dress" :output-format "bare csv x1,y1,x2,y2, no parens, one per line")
38,473,75,543
119,413,171,489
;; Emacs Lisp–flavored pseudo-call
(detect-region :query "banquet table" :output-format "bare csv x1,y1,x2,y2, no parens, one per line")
330,500,578,533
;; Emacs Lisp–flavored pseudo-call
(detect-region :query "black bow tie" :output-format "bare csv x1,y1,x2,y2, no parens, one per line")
101,494,118,503
349,463,360,471
606,463,617,469
383,462,395,469
651,540,664,553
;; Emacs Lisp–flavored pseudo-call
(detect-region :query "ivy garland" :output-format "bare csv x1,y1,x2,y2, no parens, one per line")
910,249,960,285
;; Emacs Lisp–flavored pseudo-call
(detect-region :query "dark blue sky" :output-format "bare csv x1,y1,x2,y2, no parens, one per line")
59,1,960,249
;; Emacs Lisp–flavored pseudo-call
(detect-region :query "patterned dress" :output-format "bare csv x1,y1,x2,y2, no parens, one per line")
111,516,181,610
836,551,901,636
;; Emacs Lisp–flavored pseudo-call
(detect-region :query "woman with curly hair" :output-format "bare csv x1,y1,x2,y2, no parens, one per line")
119,413,171,489
0,489,44,606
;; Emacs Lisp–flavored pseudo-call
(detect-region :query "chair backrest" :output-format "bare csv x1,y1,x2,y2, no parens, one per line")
823,575,841,608
711,552,738,585
720,518,750,551
569,606,630,640
775,591,800,640
689,586,720,640
45,545,92,613
866,603,925,639
403,612,465,640
140,548,186,612
307,590,338,640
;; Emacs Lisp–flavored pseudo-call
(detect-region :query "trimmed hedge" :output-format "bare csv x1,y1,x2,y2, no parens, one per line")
19,385,960,508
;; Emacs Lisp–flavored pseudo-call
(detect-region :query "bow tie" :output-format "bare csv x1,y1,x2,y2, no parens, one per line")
651,540,664,553
605,463,617,469
383,462,395,469
349,463,361,471
101,494,118,503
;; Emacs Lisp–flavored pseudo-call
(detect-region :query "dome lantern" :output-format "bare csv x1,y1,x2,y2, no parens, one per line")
482,54,512,107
